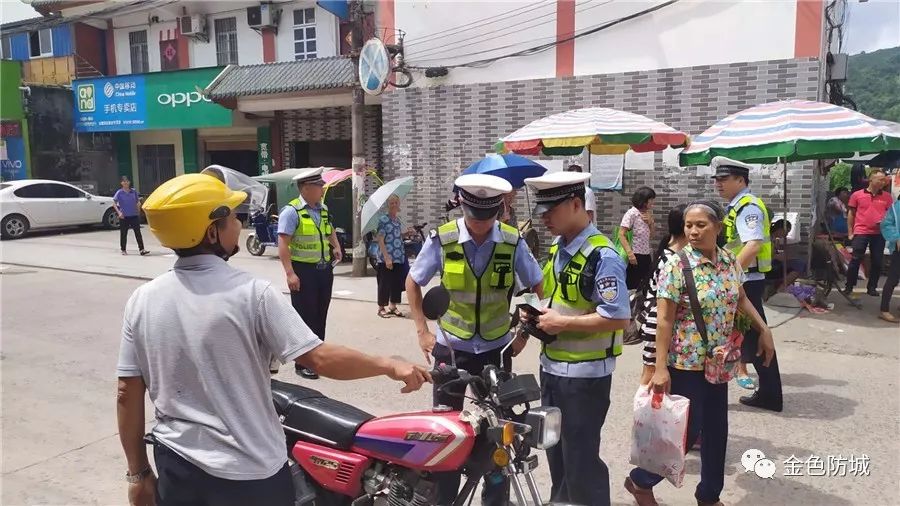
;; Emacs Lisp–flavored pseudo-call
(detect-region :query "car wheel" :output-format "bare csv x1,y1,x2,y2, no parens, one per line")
103,208,120,229
1,214,30,239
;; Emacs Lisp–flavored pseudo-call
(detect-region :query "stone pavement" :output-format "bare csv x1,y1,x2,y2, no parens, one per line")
2,228,898,505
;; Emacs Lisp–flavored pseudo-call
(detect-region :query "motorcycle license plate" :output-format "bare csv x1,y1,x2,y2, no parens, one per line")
516,454,539,473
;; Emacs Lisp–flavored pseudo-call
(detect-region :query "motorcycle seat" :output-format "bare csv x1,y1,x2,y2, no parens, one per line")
271,379,374,450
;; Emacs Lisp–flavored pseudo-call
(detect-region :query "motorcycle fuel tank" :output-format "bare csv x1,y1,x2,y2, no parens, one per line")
351,410,476,472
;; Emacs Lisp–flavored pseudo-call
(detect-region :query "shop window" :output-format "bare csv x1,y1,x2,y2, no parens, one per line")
29,28,52,58
292,8,316,60
215,17,239,65
136,144,176,195
129,30,149,74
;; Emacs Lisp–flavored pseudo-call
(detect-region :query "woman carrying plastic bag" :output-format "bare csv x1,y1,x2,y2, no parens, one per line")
625,200,776,506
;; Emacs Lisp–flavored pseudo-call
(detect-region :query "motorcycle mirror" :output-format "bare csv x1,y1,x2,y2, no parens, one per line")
422,285,450,320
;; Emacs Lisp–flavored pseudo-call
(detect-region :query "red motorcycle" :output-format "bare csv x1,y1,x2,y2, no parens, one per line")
273,363,560,506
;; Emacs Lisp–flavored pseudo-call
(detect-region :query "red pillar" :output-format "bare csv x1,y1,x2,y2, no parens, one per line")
262,28,276,63
177,25,191,68
555,0,575,78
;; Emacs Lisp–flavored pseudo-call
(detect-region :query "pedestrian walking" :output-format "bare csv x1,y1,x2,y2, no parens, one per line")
714,156,783,411
842,168,893,297
406,174,543,506
113,177,149,256
565,164,596,222
117,170,428,506
625,200,775,506
372,194,407,318
276,168,343,379
637,204,688,386
878,194,900,323
522,171,630,506
620,186,657,289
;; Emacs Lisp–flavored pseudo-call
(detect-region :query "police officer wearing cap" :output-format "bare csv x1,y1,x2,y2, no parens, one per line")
522,171,629,506
712,156,783,412
277,168,343,379
406,173,543,505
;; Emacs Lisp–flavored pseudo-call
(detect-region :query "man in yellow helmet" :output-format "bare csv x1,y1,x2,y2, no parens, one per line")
276,167,343,379
116,167,430,506
713,156,783,412
522,171,630,506
406,173,543,505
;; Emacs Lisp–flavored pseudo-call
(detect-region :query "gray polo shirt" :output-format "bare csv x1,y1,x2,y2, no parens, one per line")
116,255,321,480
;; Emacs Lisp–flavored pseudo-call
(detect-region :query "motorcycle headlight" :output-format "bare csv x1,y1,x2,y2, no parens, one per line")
524,406,561,450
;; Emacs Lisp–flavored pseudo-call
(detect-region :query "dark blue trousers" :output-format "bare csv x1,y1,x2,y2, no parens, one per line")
630,368,728,504
541,371,612,506
741,279,783,409
290,261,334,342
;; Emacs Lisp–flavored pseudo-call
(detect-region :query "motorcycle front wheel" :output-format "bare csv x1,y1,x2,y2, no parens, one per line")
246,234,265,256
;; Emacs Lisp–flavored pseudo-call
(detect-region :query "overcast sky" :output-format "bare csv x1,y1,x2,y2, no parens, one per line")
1,0,897,52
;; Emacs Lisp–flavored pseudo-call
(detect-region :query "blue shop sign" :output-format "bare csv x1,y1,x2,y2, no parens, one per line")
74,75,147,132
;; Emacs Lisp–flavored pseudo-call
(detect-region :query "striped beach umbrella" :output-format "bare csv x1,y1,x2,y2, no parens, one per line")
502,107,689,156
680,100,900,166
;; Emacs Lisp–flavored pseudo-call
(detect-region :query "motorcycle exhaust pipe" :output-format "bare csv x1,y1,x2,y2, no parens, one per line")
289,460,317,506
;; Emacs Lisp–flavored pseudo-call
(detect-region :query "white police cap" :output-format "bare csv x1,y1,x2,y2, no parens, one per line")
524,172,590,215
292,167,325,185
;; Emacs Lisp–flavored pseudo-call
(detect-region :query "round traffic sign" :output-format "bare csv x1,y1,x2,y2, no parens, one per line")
359,38,390,95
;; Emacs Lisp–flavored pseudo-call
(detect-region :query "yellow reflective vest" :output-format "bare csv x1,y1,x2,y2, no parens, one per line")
541,234,624,363
288,198,333,264
437,221,519,341
723,194,772,273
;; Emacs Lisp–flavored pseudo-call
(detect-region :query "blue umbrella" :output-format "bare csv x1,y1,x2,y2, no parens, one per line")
461,154,546,189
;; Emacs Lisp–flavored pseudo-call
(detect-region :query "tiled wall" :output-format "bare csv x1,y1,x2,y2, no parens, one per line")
280,105,383,173
382,58,822,251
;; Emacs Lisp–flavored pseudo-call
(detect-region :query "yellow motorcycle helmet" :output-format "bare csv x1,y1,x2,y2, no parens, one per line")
143,173,247,249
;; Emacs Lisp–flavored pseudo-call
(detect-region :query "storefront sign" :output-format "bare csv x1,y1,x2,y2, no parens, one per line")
0,120,21,137
73,68,232,132
258,126,271,175
0,137,28,180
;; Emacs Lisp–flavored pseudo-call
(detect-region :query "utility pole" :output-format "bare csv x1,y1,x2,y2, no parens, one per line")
350,0,367,277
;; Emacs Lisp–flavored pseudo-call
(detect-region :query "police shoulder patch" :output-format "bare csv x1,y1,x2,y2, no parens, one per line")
596,275,619,302
743,213,760,230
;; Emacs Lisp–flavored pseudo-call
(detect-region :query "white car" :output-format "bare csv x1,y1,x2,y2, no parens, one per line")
1,179,120,239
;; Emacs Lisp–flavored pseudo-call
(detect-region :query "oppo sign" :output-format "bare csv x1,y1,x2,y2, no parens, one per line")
157,91,212,108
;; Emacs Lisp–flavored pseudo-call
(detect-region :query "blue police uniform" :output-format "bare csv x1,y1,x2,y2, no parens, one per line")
541,224,629,506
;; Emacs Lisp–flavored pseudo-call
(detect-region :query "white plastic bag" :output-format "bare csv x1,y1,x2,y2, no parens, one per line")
629,386,690,487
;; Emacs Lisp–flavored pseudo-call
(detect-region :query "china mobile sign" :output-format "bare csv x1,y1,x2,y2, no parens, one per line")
74,68,232,132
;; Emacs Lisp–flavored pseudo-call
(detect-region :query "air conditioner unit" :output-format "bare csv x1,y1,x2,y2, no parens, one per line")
179,15,206,36
247,4,274,28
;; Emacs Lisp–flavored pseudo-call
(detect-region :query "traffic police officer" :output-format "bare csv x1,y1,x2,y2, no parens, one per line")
406,174,543,505
523,171,630,506
277,168,343,379
713,156,783,412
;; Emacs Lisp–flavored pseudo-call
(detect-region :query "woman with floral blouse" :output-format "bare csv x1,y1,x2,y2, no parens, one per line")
625,200,776,506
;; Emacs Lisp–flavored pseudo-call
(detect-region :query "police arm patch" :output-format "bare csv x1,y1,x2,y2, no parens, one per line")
743,213,760,230
596,275,620,302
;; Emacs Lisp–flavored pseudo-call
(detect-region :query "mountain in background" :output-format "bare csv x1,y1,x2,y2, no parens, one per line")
846,46,900,122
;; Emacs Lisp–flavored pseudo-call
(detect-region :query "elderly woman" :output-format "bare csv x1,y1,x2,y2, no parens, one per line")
373,194,408,318
625,200,775,506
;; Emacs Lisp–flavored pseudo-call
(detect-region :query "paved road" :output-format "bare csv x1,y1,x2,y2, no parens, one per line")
2,229,898,505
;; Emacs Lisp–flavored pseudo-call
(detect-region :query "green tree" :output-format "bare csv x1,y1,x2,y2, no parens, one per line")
846,47,900,122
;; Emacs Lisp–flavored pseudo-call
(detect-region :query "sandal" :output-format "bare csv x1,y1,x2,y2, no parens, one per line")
388,307,405,318
377,308,391,318
736,376,757,390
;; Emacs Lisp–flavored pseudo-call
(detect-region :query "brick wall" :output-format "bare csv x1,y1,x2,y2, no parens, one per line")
382,58,822,251
281,105,382,174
